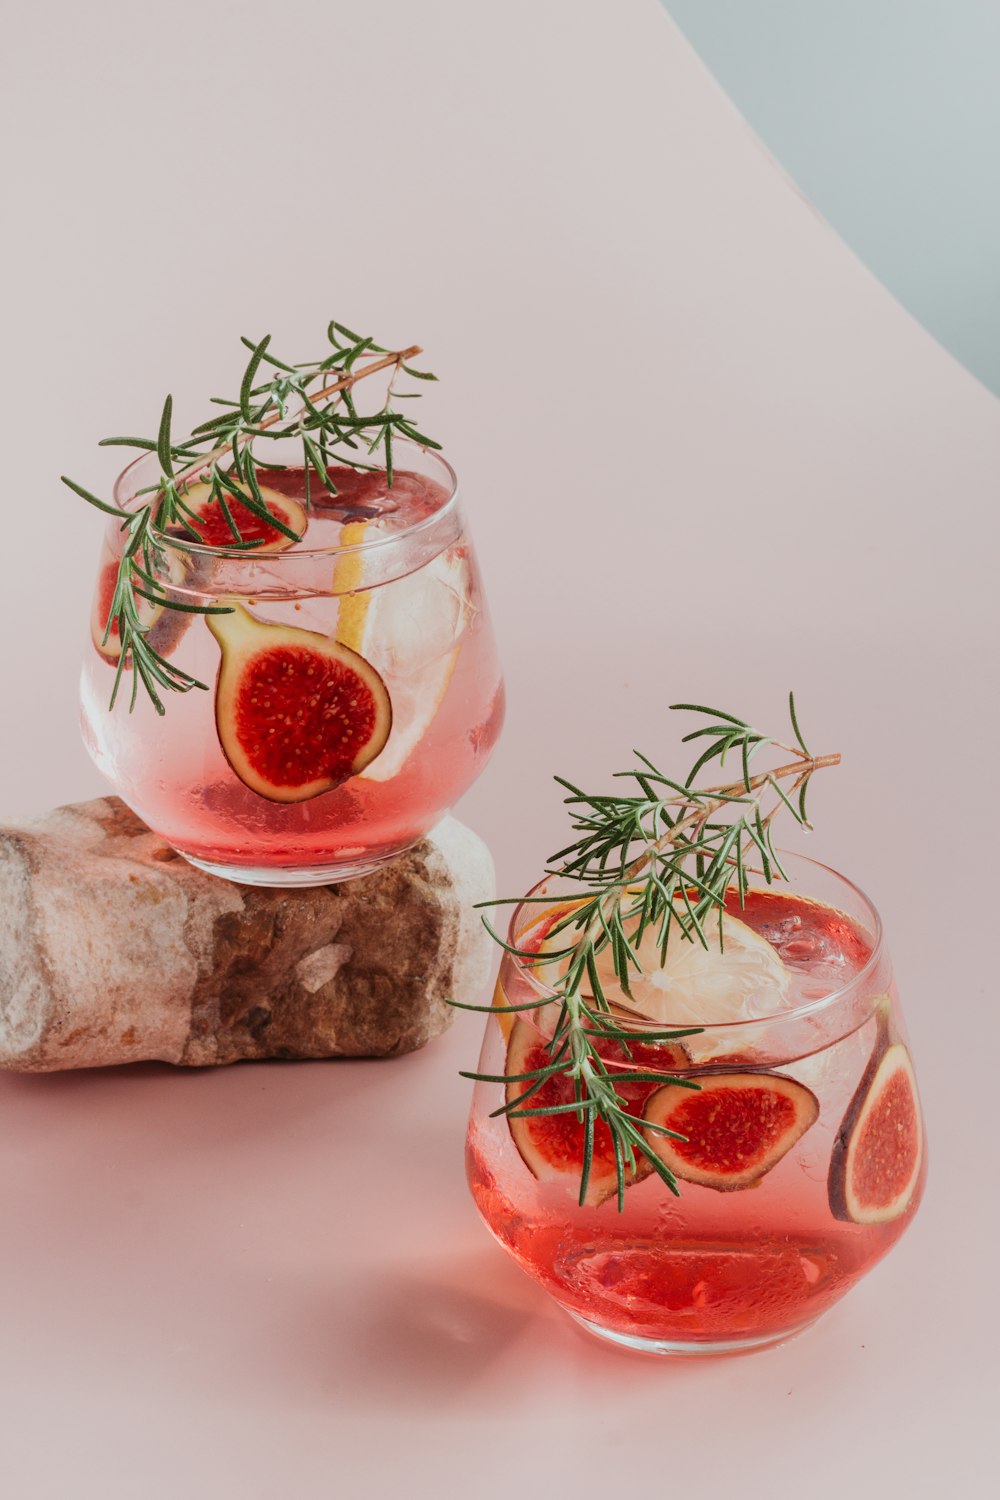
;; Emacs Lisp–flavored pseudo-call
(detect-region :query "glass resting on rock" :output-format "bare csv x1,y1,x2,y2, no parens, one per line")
81,450,505,885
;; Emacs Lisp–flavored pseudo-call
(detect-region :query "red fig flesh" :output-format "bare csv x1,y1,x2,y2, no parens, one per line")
828,1042,923,1224
504,1018,689,1206
176,481,305,550
207,605,391,802
90,545,189,664
642,1073,819,1191
90,549,143,663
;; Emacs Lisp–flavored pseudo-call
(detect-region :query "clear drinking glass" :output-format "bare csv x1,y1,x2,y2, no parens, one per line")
465,854,926,1355
81,441,504,886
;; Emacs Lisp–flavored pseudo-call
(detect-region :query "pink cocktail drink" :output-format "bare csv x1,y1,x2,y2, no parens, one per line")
466,860,925,1354
82,445,504,885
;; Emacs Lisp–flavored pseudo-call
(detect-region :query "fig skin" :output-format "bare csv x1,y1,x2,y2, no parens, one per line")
642,1072,819,1191
504,1017,689,1207
828,1039,923,1225
207,605,392,803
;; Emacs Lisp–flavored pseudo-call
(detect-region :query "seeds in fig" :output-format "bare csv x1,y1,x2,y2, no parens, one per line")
207,605,391,802
642,1072,819,1191
504,1018,689,1206
174,480,306,550
828,1041,923,1224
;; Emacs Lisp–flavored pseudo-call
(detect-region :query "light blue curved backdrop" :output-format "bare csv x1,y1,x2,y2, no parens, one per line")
662,0,1000,397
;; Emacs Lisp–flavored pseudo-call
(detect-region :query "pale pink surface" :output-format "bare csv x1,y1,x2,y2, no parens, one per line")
1,2,997,1497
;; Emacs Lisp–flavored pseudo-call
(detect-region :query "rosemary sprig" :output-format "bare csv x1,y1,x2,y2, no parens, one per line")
64,322,439,714
458,696,841,1210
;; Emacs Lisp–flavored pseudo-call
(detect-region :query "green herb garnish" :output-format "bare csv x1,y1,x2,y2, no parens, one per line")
457,697,841,1210
64,321,438,714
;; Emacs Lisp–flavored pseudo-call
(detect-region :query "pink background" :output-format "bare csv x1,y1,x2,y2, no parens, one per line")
1,1,997,1495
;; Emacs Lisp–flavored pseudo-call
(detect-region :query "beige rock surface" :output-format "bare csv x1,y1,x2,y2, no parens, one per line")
0,798,495,1071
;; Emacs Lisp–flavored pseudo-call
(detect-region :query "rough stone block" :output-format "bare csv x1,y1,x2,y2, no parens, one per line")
0,798,494,1071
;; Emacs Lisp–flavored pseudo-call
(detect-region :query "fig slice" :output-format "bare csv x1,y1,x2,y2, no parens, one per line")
828,1042,923,1224
642,1072,819,1191
174,480,306,550
90,543,189,665
207,605,391,802
504,1017,689,1207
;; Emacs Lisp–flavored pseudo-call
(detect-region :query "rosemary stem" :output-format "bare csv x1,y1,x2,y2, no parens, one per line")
661,752,841,814
621,751,840,885
168,345,422,495
570,748,841,998
66,323,437,717
474,703,843,1215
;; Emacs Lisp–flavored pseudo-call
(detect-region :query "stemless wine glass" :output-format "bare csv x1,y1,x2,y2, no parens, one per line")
466,854,926,1355
81,441,504,886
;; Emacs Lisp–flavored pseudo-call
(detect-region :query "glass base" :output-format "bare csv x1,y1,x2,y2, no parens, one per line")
568,1310,817,1357
180,842,419,889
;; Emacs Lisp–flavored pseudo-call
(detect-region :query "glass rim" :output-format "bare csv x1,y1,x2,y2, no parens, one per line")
110,438,460,562
502,849,885,1034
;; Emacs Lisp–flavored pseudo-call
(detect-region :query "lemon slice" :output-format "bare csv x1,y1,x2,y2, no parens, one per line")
333,525,471,781
332,519,371,651
539,902,790,1057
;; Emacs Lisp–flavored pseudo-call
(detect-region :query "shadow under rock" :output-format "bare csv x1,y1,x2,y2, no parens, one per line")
0,1050,427,1153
